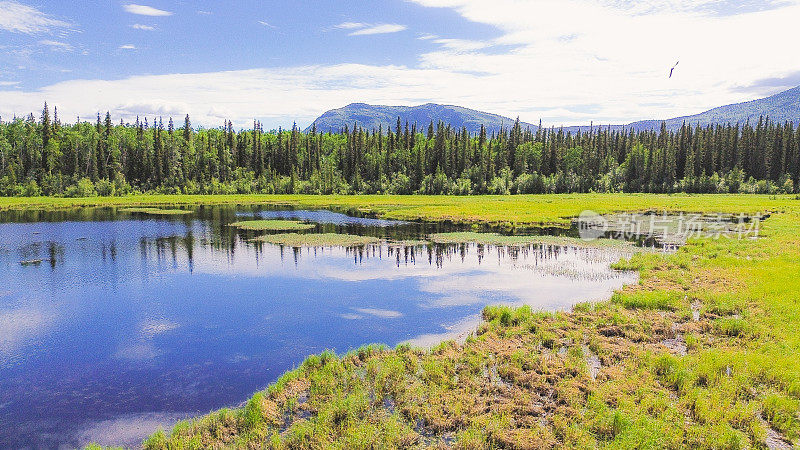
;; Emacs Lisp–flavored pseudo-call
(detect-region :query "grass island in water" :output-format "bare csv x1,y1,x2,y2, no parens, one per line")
229,219,316,231
252,232,381,247
118,207,193,215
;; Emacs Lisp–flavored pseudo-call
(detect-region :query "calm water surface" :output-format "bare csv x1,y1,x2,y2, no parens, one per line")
0,206,637,448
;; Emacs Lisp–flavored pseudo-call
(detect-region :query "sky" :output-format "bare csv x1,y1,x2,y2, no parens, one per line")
0,0,799,129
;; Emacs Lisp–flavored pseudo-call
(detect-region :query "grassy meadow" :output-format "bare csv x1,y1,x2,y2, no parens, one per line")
2,194,799,448
0,193,792,226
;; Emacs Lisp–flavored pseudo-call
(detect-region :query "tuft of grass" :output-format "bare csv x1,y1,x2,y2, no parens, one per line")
713,317,751,337
229,219,315,231
141,429,167,449
763,393,800,440
252,233,380,247
612,291,685,311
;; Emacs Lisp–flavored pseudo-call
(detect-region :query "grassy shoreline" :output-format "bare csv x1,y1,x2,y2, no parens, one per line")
6,194,796,448
0,193,793,227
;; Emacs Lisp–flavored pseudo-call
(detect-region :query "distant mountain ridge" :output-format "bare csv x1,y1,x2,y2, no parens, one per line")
305,103,537,135
624,85,800,132
307,86,800,134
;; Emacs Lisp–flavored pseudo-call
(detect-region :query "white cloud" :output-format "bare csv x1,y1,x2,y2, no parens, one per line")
39,39,73,52
334,21,367,30
349,24,407,36
123,4,172,17
257,20,275,28
332,21,407,36
431,38,487,52
131,23,155,30
0,0,72,34
119,44,136,50
0,81,20,86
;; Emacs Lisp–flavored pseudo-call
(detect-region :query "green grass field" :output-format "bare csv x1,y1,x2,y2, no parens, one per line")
3,194,798,448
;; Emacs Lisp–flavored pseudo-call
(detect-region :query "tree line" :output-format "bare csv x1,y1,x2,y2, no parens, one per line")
1,103,798,196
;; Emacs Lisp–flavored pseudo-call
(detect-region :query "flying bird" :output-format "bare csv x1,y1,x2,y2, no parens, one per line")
669,60,679,78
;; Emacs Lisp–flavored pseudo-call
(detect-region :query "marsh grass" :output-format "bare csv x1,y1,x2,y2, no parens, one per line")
229,219,316,231
118,207,192,215
252,233,380,247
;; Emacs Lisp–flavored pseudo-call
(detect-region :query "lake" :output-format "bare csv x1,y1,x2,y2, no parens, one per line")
0,205,638,448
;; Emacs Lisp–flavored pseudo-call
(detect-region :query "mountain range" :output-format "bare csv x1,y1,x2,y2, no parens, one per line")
306,85,800,134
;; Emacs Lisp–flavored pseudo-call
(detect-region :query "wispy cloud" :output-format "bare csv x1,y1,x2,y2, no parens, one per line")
123,4,172,17
131,23,154,30
332,21,407,36
119,44,136,50
334,21,367,30
0,81,20,86
349,24,407,36
733,70,800,94
0,0,72,34
431,38,488,52
196,10,212,15
257,20,275,28
39,39,73,52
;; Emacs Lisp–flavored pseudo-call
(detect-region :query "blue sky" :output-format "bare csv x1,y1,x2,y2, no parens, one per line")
1,0,799,129
1,1,497,89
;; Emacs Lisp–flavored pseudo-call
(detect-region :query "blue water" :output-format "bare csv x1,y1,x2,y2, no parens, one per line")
0,206,636,448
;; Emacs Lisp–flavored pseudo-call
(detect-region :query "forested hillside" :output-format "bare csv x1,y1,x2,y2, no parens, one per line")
1,104,798,197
